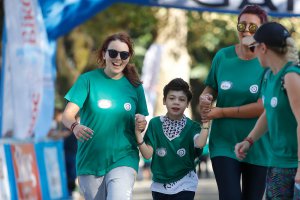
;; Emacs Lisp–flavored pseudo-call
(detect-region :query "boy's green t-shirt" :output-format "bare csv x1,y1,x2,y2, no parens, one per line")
144,116,202,183
205,45,271,166
262,64,300,168
65,68,148,176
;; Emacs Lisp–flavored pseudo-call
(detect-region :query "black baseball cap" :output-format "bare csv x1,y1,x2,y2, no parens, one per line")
243,22,290,47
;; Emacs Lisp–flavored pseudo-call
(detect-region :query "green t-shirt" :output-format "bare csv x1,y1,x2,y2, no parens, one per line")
205,45,271,166
262,63,300,168
65,68,149,176
144,116,202,183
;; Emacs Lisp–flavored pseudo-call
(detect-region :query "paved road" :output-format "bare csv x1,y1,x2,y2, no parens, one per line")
133,175,218,200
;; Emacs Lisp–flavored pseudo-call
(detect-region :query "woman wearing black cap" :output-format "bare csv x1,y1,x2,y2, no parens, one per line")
235,22,300,199
198,4,272,200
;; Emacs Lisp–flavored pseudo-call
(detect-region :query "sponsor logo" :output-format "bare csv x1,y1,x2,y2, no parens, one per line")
220,81,232,90
124,103,132,111
271,97,278,108
177,148,186,157
249,85,258,93
156,148,167,157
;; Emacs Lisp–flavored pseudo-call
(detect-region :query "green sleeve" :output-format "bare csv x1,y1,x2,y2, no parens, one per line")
144,118,155,148
192,121,203,157
64,75,89,108
285,65,300,75
205,50,223,90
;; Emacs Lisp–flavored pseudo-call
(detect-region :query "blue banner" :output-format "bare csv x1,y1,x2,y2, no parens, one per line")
35,140,68,199
0,25,7,138
0,142,17,200
38,0,116,39
122,0,300,17
0,139,68,199
38,0,300,41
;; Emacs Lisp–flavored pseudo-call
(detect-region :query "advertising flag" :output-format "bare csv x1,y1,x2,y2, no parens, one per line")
3,0,53,139
11,143,42,199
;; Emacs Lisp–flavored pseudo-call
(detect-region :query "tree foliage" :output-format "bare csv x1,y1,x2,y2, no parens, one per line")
55,4,300,110
1,2,299,112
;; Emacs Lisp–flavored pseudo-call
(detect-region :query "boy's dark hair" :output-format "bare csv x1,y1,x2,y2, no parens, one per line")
163,78,193,102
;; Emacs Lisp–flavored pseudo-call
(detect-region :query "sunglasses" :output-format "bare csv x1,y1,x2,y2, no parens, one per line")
107,49,130,60
237,22,258,34
248,43,260,53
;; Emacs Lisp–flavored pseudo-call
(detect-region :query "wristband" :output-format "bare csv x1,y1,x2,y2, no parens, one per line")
70,122,79,132
200,123,210,130
200,126,210,130
137,140,145,146
244,137,254,147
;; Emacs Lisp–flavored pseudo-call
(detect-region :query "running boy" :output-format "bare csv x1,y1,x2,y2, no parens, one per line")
135,78,210,200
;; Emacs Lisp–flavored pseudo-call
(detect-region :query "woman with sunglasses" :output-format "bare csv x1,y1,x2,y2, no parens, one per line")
235,22,300,199
62,32,149,199
198,5,271,200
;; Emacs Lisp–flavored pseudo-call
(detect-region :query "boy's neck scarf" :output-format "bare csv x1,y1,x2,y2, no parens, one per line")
161,115,187,141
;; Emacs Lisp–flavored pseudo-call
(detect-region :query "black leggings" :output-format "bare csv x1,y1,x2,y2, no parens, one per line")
152,191,195,200
211,156,267,200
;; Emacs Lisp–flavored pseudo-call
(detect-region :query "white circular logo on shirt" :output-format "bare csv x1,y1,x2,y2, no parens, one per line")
177,148,186,157
249,85,259,93
271,97,278,108
98,99,112,109
124,103,132,111
220,81,232,90
156,148,167,157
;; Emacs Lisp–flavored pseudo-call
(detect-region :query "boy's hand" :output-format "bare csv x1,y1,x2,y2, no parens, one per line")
135,114,147,132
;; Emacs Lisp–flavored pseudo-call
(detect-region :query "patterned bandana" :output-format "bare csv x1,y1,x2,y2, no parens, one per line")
161,115,187,141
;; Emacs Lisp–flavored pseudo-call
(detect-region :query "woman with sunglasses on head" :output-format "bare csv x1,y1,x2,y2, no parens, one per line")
235,22,300,199
62,32,149,200
198,5,271,200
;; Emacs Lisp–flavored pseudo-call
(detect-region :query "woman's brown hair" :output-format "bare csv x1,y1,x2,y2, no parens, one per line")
97,32,142,87
238,4,268,24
